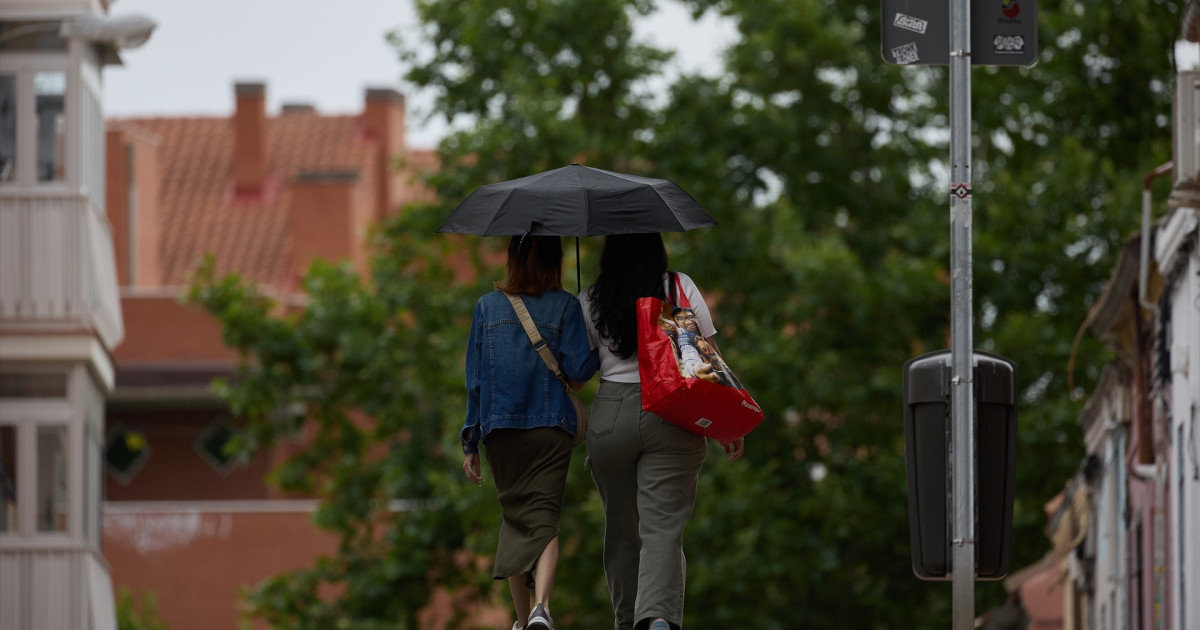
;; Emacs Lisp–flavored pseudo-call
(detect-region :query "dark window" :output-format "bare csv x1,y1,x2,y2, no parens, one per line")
0,21,67,52
0,373,68,398
1133,519,1144,630
105,425,151,485
0,425,16,532
195,420,238,476
0,74,13,183
36,426,67,532
34,71,64,183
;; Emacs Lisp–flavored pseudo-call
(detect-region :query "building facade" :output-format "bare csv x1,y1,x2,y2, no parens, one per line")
98,80,460,629
0,1,153,629
1039,69,1200,630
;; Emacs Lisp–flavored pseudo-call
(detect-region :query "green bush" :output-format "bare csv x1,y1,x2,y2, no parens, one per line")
116,588,168,630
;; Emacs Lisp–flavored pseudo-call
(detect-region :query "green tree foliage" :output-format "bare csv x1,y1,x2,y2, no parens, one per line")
116,588,169,630
188,0,1182,628
188,215,500,629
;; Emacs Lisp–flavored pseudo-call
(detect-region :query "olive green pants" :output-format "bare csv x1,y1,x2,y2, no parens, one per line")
586,380,707,630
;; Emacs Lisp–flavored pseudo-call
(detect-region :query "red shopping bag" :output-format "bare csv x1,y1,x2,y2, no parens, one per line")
637,274,763,443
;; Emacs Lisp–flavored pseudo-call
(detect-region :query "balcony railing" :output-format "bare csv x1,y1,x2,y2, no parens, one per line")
0,192,123,350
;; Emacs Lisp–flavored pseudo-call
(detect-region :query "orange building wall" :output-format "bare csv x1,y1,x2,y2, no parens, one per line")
287,176,365,280
362,90,405,220
101,83,456,630
104,508,509,630
105,407,277,502
107,130,132,285
104,510,339,630
107,128,164,288
114,296,237,364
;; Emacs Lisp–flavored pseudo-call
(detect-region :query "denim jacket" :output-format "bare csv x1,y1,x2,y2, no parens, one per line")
461,289,599,454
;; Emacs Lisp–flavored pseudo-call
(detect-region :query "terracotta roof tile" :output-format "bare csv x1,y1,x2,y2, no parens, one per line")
112,114,379,287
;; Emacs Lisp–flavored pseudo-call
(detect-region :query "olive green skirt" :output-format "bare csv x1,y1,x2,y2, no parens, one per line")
483,426,573,581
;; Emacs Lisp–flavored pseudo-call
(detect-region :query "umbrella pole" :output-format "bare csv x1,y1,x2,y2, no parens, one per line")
575,237,581,294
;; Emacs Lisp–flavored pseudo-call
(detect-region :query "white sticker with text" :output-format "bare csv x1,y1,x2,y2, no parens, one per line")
894,13,928,35
892,42,920,65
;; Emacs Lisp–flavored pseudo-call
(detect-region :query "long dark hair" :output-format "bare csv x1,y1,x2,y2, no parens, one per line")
496,235,563,296
586,233,668,359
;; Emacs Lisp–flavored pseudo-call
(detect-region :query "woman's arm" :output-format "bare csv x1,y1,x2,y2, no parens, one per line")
560,299,600,383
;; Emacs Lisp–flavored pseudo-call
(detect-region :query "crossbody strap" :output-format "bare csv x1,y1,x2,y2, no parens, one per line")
667,271,690,308
504,292,572,393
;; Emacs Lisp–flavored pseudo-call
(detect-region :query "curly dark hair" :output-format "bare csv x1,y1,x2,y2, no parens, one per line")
585,233,669,359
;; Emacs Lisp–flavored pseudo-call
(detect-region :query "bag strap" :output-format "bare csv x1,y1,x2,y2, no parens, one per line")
668,271,690,309
504,292,572,394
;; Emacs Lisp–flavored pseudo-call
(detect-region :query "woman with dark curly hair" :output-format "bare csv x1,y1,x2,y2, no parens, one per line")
577,233,744,630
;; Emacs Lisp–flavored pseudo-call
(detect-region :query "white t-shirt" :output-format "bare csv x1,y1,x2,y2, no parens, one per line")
577,271,717,383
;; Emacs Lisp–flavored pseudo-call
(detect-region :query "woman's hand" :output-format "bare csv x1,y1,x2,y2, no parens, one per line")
723,437,745,462
463,453,483,485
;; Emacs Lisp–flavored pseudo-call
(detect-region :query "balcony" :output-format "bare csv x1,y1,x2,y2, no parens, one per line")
0,193,123,352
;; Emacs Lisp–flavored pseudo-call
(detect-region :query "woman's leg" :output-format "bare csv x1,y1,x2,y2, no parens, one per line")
587,381,644,630
508,575,532,627
486,428,570,627
632,415,707,629
533,536,560,608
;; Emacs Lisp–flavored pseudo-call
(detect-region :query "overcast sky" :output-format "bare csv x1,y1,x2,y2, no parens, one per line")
104,0,738,148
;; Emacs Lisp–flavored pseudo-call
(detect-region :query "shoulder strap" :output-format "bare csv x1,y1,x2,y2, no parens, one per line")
504,292,572,392
669,271,691,309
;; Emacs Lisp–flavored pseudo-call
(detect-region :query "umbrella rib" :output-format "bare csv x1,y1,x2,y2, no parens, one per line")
589,166,707,231
484,188,519,233
647,181,687,231
573,165,591,236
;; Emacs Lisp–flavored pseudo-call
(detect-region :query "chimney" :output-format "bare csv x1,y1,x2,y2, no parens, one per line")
281,102,316,115
105,126,162,288
287,171,367,283
361,88,406,220
233,82,267,193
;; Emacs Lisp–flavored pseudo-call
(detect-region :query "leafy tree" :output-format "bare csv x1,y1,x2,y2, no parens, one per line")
116,588,169,630
189,0,1183,628
634,1,1177,626
188,216,499,629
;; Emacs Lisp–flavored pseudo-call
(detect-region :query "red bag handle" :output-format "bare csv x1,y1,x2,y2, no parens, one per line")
668,272,690,309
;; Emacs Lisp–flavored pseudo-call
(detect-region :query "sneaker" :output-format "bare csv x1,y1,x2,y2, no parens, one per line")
648,620,671,630
527,603,553,630
511,623,524,630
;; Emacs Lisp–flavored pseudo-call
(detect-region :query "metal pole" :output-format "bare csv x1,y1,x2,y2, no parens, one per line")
948,0,975,628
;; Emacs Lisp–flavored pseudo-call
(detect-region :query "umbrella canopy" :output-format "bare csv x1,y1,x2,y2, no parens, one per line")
436,164,717,236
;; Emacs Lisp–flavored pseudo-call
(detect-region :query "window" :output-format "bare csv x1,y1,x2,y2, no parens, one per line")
0,372,68,398
1134,519,1144,630
85,421,101,549
0,62,69,186
0,74,13,182
36,425,67,532
0,21,68,52
195,420,238,476
34,71,64,182
0,425,15,532
105,425,150,485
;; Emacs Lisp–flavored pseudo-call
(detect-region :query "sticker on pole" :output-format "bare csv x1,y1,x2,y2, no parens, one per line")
881,0,1038,67
891,42,921,65
893,13,928,35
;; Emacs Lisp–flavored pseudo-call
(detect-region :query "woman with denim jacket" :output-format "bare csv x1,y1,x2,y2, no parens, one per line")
578,233,744,630
461,234,599,630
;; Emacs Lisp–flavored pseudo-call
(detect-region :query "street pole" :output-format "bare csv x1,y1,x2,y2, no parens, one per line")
948,0,975,628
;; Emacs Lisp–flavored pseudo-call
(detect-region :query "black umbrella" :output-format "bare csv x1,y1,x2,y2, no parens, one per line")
436,163,717,237
437,164,716,292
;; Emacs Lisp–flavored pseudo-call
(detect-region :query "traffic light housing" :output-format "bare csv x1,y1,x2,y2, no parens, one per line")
902,350,1018,580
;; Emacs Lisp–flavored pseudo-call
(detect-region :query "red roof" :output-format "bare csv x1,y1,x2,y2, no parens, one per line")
109,113,435,288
